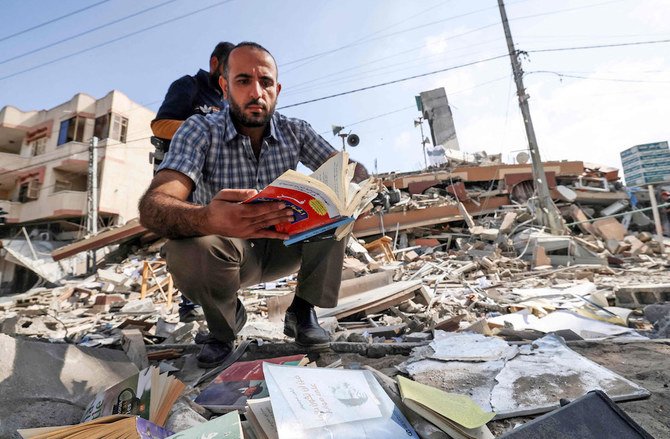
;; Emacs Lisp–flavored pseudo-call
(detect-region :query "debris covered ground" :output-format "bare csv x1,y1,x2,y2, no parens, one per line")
1,160,669,438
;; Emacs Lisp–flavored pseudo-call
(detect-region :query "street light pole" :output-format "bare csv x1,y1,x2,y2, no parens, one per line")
498,0,565,234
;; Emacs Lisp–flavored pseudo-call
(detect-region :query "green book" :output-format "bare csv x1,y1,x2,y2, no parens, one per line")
167,411,243,439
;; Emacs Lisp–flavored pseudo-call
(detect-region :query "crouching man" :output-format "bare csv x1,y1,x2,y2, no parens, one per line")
139,42,366,368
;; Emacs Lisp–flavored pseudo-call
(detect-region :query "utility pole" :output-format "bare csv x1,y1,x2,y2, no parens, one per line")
498,0,564,234
414,117,429,170
86,136,99,273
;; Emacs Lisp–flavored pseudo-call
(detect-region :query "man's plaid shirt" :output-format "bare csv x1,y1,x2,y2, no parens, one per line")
157,108,337,205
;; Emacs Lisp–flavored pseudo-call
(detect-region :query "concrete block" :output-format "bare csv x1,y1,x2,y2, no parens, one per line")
569,205,595,235
592,217,626,241
96,268,127,285
499,212,517,234
637,231,653,243
624,235,649,255
532,245,552,268
615,284,670,308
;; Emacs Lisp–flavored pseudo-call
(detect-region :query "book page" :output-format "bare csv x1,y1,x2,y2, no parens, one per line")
263,363,383,429
247,397,279,439
309,151,348,203
344,178,377,217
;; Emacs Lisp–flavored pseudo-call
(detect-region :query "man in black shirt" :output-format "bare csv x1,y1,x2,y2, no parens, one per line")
151,41,234,322
151,41,235,170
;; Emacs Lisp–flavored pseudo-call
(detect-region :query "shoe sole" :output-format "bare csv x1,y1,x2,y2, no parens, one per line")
283,327,331,351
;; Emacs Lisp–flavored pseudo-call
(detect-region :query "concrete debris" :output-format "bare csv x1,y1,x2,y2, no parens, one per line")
0,159,669,437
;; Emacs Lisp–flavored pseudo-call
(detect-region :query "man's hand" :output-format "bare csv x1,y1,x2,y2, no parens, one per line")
139,171,293,240
203,189,293,239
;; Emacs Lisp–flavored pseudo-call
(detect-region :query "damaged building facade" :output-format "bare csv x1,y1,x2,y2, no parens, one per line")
0,91,155,294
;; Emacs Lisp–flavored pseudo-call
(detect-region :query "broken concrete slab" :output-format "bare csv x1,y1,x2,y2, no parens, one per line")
0,333,138,436
499,212,517,234
592,217,627,242
403,334,650,420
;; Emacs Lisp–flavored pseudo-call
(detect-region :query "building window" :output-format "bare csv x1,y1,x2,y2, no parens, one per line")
94,113,128,143
18,179,41,202
53,179,72,193
29,137,47,156
57,116,87,146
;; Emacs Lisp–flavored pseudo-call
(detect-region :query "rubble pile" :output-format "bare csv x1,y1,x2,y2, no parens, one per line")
1,161,669,438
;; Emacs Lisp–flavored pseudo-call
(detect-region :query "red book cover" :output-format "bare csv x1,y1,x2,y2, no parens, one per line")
194,354,306,411
245,185,342,235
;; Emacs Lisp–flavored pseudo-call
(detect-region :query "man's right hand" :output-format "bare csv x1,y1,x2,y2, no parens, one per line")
203,189,293,239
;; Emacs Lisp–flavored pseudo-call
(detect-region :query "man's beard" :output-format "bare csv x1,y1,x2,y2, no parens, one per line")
229,97,275,128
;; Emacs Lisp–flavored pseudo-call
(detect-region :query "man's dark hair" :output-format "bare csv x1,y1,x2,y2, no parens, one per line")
223,41,277,80
211,41,235,64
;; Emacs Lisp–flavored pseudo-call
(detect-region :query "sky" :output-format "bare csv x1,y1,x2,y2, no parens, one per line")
1,0,669,176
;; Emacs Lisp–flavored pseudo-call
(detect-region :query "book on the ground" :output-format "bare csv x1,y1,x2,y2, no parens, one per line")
261,363,419,438
244,151,377,246
18,415,173,439
245,397,278,439
80,365,185,427
194,354,307,412
166,411,244,439
397,375,495,439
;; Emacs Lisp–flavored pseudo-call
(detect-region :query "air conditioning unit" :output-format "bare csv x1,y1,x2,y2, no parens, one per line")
27,179,41,200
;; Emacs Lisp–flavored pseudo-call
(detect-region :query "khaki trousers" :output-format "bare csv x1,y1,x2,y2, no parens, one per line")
162,236,345,342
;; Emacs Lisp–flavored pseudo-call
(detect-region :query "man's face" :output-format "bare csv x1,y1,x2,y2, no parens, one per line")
220,47,281,128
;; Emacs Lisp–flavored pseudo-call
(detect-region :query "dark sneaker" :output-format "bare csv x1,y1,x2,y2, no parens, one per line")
284,307,331,350
197,336,234,368
195,299,248,367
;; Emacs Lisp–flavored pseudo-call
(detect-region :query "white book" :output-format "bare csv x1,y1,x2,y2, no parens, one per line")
262,364,418,439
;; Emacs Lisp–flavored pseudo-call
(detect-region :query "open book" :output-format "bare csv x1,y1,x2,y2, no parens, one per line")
80,366,185,427
18,415,173,439
245,151,377,246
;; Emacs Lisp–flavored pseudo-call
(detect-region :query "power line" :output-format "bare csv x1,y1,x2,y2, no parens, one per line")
0,0,181,66
526,70,670,84
281,0,507,75
0,0,236,82
281,0,454,74
278,54,509,110
317,105,416,136
0,0,111,43
283,38,501,97
528,37,670,53
279,0,619,73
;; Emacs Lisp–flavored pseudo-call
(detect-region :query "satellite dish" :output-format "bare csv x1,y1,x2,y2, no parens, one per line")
331,125,344,136
516,151,530,164
347,133,360,147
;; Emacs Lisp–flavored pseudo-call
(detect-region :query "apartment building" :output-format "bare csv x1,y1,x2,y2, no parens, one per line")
0,90,155,230
0,90,155,293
